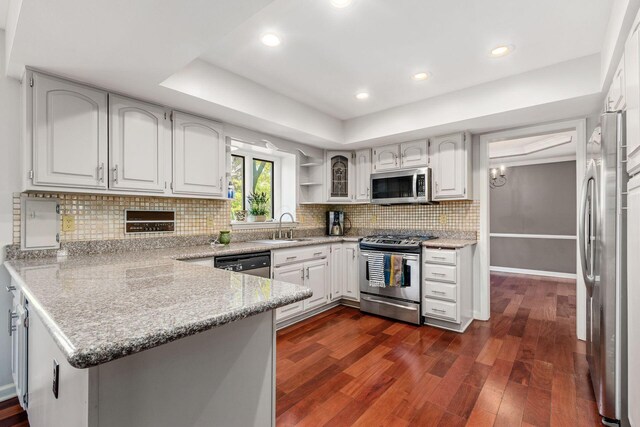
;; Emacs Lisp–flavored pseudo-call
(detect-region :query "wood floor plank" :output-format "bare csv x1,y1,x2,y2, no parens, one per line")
274,273,600,427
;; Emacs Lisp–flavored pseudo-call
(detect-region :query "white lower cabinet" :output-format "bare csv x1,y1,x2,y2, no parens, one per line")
343,243,360,301
8,280,28,409
273,245,329,321
330,244,344,301
422,245,474,332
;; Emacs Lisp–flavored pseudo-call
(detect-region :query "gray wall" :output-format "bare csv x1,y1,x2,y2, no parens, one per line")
490,161,576,274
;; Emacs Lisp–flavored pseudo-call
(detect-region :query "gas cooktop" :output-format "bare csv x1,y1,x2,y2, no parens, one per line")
360,233,438,249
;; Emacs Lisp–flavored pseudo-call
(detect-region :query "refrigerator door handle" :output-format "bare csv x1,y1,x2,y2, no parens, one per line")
579,161,597,295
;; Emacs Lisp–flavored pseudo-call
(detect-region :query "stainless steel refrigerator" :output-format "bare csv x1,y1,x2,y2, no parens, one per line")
579,111,627,424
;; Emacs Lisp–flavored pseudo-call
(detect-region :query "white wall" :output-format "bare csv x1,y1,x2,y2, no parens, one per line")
0,29,22,401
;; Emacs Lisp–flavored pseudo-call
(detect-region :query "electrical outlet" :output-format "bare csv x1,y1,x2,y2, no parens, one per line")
439,214,448,225
206,215,214,228
62,215,75,232
370,215,378,224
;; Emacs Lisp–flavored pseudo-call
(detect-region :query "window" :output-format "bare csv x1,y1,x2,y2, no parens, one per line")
231,155,245,212
252,158,274,218
229,139,297,224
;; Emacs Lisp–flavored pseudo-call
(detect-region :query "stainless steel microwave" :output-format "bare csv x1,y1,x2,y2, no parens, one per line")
370,168,433,204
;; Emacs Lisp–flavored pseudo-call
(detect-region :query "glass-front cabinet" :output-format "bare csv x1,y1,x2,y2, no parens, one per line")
326,151,354,202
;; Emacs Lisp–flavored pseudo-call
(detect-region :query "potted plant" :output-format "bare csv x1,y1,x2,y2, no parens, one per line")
248,192,270,222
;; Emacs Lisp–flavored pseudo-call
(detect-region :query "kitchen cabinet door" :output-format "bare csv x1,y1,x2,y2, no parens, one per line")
172,112,225,196
31,72,108,189
626,19,640,175
373,144,399,171
343,243,360,301
327,151,354,202
330,244,344,301
607,57,626,111
354,149,371,202
400,140,428,168
109,95,170,193
303,258,329,310
627,175,640,427
274,264,305,320
431,132,471,200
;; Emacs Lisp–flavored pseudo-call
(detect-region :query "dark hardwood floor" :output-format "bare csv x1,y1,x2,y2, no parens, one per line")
0,397,27,427
276,273,601,426
0,273,599,427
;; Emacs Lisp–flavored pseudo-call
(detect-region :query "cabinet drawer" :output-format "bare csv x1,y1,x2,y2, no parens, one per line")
424,281,457,302
423,249,456,265
423,264,456,283
423,298,457,321
273,245,329,266
276,301,304,320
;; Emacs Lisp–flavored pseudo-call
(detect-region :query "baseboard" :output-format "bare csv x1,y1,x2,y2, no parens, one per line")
490,266,576,280
0,383,16,402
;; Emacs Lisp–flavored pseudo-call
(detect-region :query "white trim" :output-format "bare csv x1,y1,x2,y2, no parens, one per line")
0,383,17,402
479,118,587,339
490,266,577,280
489,155,576,168
489,233,576,240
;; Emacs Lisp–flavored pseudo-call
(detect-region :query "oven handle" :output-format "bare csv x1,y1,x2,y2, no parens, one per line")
412,173,418,199
362,297,418,311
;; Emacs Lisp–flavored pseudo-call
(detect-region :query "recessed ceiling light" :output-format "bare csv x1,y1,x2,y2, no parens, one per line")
490,45,514,58
261,33,281,47
355,92,369,100
331,0,353,8
412,72,430,81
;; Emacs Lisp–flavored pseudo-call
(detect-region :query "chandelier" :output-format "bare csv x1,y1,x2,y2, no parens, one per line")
490,165,507,188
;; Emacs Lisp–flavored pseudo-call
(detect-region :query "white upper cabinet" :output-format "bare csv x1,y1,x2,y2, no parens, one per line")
626,18,640,176
607,57,626,112
172,112,226,196
431,132,472,200
31,72,108,189
109,95,170,193
327,151,354,202
354,149,371,202
400,140,428,168
373,144,400,171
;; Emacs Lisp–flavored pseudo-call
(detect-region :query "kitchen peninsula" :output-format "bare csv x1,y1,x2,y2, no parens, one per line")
4,245,314,427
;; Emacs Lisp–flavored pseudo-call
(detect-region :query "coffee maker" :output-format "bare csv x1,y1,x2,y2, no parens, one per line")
327,211,346,236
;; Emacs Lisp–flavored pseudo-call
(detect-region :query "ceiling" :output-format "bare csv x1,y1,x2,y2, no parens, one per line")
201,0,611,119
1,0,632,148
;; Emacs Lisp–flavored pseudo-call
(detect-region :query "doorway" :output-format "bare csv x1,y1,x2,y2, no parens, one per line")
478,119,587,340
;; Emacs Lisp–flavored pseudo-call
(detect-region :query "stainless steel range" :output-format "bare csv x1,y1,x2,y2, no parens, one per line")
359,234,438,324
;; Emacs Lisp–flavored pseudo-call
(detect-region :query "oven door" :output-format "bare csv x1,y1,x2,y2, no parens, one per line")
359,250,420,302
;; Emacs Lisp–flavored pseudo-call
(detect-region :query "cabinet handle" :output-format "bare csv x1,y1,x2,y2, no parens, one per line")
352,250,355,260
431,308,447,314
367,187,370,197
306,267,310,279
435,181,439,193
98,163,104,183
219,177,223,189
432,256,446,260
286,256,297,260
432,272,446,276
6,285,16,292
113,165,119,184
313,252,323,256
432,290,446,295
7,310,17,336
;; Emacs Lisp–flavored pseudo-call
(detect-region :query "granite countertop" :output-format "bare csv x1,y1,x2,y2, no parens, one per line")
422,239,477,249
4,236,362,369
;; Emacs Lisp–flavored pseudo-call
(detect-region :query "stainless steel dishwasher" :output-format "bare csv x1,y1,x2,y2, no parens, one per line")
214,252,271,278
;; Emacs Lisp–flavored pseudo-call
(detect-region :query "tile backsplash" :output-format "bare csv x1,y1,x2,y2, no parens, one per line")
337,200,479,233
12,193,478,246
12,193,330,245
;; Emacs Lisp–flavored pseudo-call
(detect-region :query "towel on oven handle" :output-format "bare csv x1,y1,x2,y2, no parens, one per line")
367,253,406,287
367,253,386,287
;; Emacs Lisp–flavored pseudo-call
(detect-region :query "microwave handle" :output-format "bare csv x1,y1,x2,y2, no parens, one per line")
412,173,418,199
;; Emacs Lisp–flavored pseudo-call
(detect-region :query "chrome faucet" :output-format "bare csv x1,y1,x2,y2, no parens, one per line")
278,212,295,239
